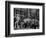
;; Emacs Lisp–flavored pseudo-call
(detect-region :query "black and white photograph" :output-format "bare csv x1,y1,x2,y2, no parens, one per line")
5,1,45,37
14,8,39,30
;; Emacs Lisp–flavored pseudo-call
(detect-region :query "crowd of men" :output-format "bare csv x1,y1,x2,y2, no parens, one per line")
14,8,39,29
